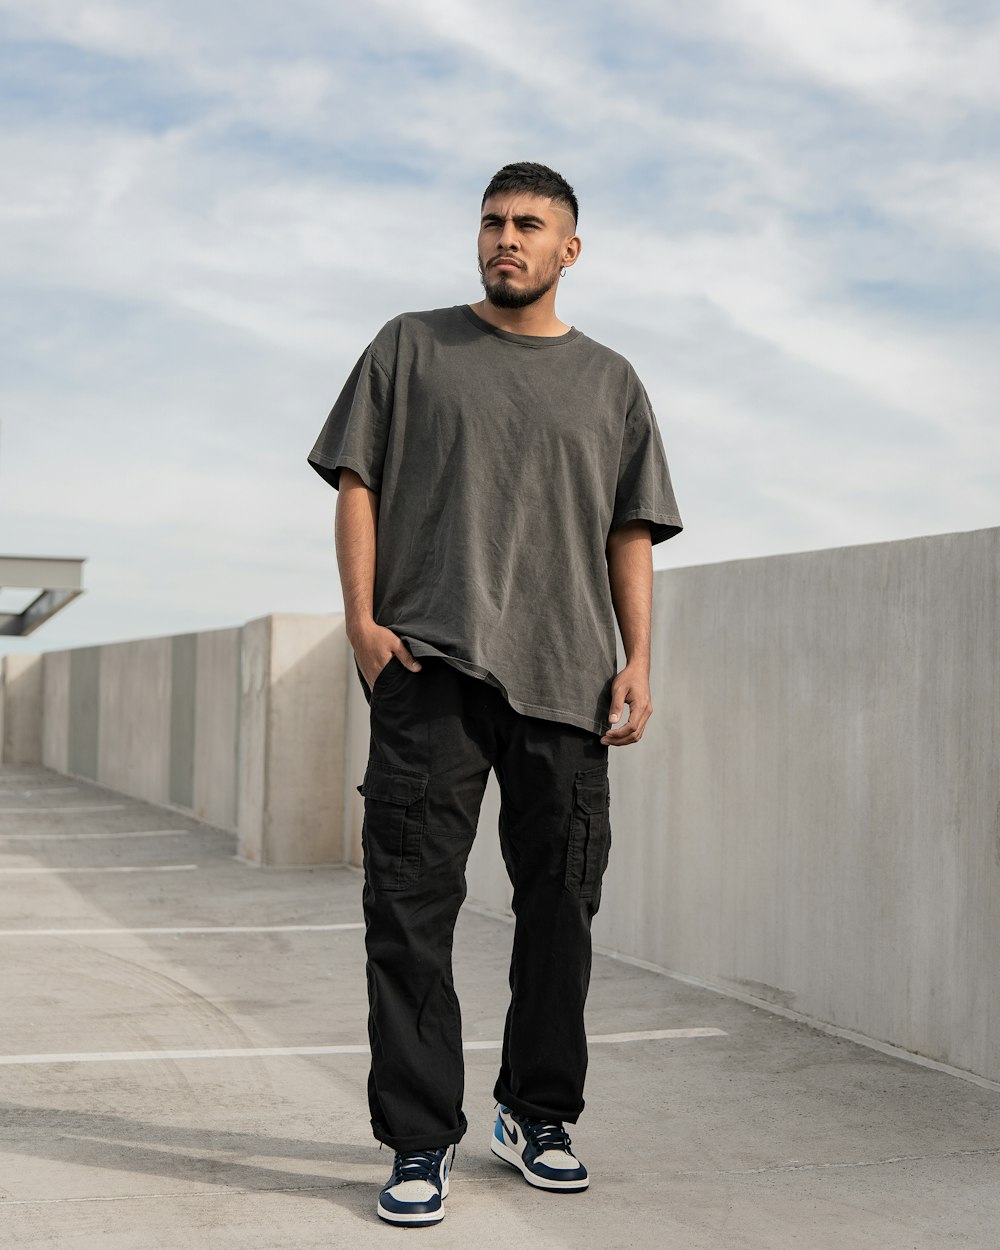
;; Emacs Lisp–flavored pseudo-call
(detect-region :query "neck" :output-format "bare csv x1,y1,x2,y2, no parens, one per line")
470,295,570,338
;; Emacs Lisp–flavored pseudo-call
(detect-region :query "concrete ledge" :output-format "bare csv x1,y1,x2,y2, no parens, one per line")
459,526,1000,1086
1,654,43,765
237,613,348,866
30,614,349,868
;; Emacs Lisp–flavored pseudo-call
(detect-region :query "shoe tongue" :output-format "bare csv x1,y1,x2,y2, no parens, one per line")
396,1151,441,1181
529,1121,569,1148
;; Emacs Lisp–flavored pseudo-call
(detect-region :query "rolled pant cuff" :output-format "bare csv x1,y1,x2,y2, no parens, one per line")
493,1082,584,1125
371,1116,468,1153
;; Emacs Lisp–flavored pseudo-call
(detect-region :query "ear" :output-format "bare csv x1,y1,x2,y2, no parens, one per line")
561,233,582,269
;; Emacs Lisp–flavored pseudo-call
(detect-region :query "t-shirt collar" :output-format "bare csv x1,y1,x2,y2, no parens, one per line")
460,304,580,348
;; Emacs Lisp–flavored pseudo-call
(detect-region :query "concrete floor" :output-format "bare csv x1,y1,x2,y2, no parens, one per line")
1,764,998,1249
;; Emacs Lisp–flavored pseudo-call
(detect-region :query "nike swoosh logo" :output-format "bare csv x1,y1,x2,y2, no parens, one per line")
502,1116,519,1146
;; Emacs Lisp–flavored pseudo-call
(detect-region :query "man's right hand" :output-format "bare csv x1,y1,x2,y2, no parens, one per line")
350,621,422,690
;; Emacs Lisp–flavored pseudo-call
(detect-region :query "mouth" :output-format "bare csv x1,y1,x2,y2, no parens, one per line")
490,258,523,272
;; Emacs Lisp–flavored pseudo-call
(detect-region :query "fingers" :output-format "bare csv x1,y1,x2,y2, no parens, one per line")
359,633,422,689
600,693,652,746
394,645,422,672
370,650,421,686
601,718,640,745
600,712,649,745
601,720,643,746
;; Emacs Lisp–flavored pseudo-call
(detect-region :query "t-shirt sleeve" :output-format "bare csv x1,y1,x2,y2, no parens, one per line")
307,343,393,493
610,372,684,546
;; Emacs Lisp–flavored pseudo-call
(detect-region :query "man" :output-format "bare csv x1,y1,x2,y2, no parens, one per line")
307,162,682,1227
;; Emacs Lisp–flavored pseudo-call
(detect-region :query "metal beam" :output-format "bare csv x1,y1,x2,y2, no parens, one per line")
0,588,84,636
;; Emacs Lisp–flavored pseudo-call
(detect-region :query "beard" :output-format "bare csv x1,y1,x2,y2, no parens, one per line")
478,254,560,310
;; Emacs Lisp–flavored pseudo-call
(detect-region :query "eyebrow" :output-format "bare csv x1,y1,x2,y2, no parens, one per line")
480,212,547,227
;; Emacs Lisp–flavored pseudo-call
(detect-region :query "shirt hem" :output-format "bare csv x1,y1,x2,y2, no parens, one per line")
610,509,684,545
307,451,380,494
402,638,608,737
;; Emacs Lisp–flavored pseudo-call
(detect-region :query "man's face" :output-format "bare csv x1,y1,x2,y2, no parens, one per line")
477,192,578,310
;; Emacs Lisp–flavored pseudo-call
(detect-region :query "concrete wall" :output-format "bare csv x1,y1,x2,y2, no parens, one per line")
193,629,241,830
98,637,173,802
41,650,70,774
1,654,44,765
9,526,999,1084
237,614,347,866
33,615,349,866
457,525,1000,1085
67,646,100,780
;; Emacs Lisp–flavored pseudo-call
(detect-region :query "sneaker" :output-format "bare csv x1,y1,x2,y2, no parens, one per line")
490,1106,589,1192
376,1146,452,1226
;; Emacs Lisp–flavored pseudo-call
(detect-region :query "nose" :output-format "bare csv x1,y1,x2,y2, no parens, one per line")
496,219,519,250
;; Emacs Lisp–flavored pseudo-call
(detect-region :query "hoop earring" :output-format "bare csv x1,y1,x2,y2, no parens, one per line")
560,266,568,278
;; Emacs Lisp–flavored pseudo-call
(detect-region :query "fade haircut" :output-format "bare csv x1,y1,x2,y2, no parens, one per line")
481,162,578,227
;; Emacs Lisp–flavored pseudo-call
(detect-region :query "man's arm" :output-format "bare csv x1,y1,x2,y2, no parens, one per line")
600,520,653,746
336,467,422,685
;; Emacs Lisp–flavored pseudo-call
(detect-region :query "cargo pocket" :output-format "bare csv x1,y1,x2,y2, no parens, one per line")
356,760,428,890
565,764,612,905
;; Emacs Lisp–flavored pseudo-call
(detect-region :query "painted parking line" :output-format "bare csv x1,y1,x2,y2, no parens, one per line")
0,787,80,795
0,864,199,876
0,775,76,783
0,830,201,842
0,805,127,814
579,1028,725,1044
0,1029,727,1067
0,922,366,937
462,1028,727,1049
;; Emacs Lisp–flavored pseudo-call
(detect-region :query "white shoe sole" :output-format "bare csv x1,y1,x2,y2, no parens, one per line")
376,1174,449,1225
490,1136,590,1192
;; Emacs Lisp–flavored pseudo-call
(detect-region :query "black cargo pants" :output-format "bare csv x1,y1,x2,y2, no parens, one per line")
355,652,613,1152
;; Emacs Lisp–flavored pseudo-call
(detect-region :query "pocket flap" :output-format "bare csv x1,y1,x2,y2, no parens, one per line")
574,767,609,813
359,762,428,806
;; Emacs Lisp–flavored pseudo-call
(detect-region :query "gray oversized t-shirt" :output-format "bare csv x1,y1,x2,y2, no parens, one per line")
308,304,683,735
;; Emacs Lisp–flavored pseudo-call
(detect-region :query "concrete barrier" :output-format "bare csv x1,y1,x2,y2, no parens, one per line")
237,613,347,866
32,614,348,866
0,654,43,765
459,525,1000,1086
8,525,999,1084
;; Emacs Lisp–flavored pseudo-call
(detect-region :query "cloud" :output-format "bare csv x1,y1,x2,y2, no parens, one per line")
633,0,1000,115
0,0,997,653
876,158,1000,256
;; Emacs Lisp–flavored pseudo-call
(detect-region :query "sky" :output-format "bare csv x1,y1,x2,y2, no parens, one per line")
1,0,998,656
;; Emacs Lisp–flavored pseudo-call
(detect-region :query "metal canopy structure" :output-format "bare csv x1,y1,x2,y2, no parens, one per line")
0,555,85,636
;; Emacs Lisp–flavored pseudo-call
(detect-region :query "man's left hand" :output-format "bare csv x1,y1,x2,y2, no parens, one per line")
600,663,652,746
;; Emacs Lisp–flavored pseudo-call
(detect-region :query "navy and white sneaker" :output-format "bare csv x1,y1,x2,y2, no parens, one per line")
490,1106,589,1192
376,1145,452,1226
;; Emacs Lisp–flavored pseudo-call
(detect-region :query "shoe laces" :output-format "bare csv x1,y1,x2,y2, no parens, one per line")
390,1146,450,1186
512,1112,573,1154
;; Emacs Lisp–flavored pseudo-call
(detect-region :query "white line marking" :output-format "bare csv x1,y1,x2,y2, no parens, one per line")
0,1029,726,1066
0,805,127,814
0,1045,365,1065
0,864,199,876
0,1182,342,1208
462,1028,726,1049
0,787,80,795
0,922,365,937
0,829,200,842
585,1028,726,1043
0,775,73,782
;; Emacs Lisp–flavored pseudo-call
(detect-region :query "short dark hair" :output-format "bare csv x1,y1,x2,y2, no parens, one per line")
481,162,578,227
